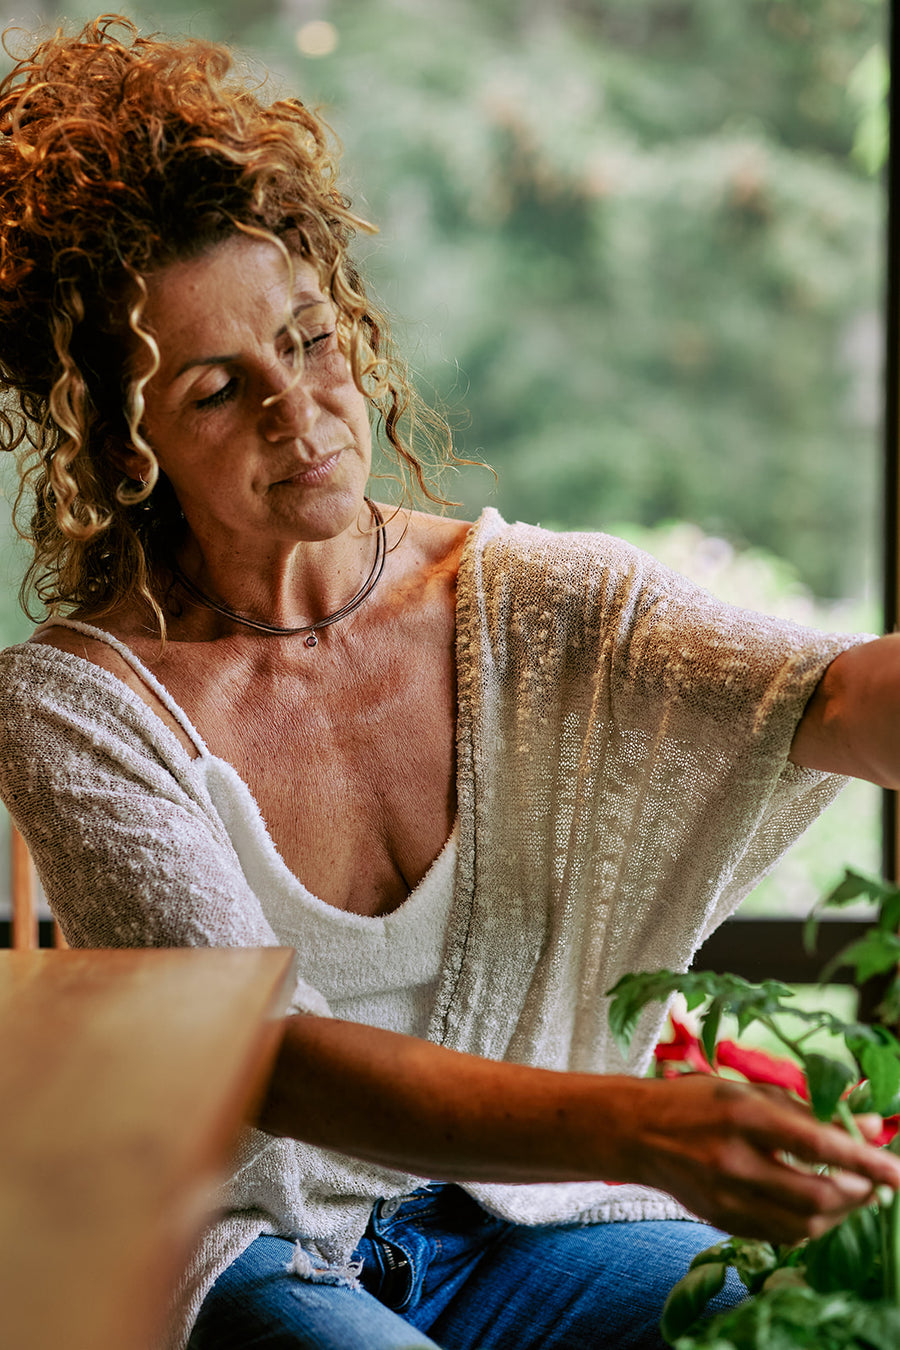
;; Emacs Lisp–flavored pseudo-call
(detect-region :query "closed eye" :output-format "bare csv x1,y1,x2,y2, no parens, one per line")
195,378,237,410
273,330,331,369
303,330,335,354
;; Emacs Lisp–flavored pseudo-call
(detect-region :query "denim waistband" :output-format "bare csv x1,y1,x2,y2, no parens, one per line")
373,1184,448,1225
355,1184,506,1316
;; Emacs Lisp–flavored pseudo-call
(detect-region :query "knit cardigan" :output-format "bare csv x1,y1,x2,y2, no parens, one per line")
0,508,862,1347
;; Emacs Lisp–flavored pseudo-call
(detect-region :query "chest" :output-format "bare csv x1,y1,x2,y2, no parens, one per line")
154,627,457,916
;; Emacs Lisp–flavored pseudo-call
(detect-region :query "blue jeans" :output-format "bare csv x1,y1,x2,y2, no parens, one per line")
187,1184,744,1349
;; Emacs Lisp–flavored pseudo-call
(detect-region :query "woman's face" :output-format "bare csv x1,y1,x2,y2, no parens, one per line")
132,233,372,555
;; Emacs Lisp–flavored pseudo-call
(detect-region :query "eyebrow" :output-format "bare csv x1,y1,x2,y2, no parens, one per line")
172,298,326,380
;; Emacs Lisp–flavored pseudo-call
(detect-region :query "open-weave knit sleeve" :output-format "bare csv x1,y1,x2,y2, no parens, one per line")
441,511,869,1077
0,642,328,1017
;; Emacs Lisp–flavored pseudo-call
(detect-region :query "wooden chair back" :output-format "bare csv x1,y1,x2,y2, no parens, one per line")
10,822,66,949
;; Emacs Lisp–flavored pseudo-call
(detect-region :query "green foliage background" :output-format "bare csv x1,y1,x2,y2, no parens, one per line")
0,0,886,601
0,0,887,911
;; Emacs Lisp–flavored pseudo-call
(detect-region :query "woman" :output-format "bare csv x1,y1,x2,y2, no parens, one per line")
0,17,898,1350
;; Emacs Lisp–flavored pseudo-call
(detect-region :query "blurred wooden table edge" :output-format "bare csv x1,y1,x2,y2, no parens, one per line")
0,947,295,1350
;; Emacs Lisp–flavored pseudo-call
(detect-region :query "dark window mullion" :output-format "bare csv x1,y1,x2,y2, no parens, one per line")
885,0,900,884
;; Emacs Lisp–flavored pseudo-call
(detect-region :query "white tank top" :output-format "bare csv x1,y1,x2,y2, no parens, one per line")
35,617,458,1038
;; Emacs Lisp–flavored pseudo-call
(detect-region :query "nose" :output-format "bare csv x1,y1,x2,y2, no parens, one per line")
260,371,319,442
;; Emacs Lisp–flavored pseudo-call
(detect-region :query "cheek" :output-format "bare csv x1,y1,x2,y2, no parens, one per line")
329,371,371,435
353,400,374,453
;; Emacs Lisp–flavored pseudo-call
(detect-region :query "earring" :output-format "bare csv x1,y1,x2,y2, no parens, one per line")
118,469,152,508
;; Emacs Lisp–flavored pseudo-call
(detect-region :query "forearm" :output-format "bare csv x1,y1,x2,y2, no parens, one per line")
790,634,900,788
255,1013,633,1183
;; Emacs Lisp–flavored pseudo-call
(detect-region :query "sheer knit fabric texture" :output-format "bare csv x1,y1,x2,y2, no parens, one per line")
0,507,864,1349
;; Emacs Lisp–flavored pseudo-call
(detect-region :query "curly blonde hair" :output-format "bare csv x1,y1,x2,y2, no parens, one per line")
0,14,450,633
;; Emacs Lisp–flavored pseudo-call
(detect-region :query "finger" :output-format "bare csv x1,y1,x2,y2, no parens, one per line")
784,1127,900,1189
657,1128,860,1242
854,1113,887,1142
694,1173,848,1245
704,1153,875,1243
740,1148,868,1215
739,1098,900,1190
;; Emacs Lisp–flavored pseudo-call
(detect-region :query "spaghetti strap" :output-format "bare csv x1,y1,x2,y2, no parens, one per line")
33,617,208,757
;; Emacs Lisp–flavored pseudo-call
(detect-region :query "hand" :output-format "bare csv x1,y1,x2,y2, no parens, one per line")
622,1074,900,1244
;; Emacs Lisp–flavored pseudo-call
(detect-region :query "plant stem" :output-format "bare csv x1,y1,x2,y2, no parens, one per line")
758,1014,810,1062
836,1099,865,1141
889,1191,900,1304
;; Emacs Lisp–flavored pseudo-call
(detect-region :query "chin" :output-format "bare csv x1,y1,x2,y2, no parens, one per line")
281,493,371,544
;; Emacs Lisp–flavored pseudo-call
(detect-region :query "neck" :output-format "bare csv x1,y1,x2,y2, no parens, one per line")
170,500,387,640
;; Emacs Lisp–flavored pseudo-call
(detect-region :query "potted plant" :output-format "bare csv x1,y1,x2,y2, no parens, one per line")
607,871,900,1349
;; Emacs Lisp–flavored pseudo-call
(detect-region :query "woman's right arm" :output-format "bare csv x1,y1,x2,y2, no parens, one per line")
258,1011,900,1246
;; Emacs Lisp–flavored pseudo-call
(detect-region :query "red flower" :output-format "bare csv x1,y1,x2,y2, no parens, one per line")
713,1040,810,1100
654,1016,714,1072
652,1020,898,1149
872,1116,900,1147
653,1018,808,1099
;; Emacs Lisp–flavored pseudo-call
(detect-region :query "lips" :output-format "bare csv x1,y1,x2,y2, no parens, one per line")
275,448,343,486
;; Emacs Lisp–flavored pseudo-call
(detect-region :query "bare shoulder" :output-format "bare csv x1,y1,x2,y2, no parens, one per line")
384,506,472,574
30,623,138,680
29,623,198,758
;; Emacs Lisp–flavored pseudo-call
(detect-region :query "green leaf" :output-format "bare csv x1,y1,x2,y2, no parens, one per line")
859,1043,900,1116
877,977,900,1028
879,891,900,934
660,1261,727,1344
761,1266,809,1292
845,1079,875,1114
803,1053,855,1122
826,870,893,907
803,1206,881,1296
685,1238,779,1297
726,1237,779,1294
734,1006,762,1037
606,970,694,1055
863,1042,900,1117
845,1023,889,1051
804,869,896,956
672,1284,900,1349
688,1242,731,1269
701,998,723,1068
605,970,794,1057
820,931,900,985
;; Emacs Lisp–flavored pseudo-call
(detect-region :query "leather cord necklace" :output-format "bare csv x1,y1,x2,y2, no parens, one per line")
170,498,386,648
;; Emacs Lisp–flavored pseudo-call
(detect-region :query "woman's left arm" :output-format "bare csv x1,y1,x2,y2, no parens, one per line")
790,634,900,787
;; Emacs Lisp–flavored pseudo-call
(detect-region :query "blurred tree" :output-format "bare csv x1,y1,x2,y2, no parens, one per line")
0,0,886,609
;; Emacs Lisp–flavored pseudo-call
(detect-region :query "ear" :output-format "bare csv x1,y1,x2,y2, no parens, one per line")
119,452,146,480
109,444,151,482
